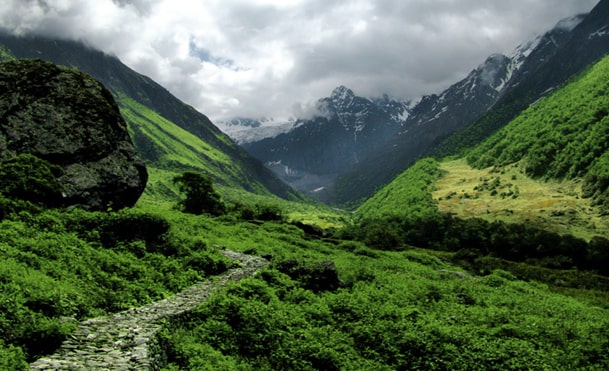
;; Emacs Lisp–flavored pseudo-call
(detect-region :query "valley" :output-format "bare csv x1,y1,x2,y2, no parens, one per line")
0,1,609,369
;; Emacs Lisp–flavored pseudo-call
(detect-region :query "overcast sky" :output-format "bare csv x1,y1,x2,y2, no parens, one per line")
0,0,600,122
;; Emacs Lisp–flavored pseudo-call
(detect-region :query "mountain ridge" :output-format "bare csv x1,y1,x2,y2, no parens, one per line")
332,2,609,205
241,85,411,199
357,52,609,240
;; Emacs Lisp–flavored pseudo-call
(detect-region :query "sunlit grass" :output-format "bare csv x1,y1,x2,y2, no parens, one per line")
433,158,609,240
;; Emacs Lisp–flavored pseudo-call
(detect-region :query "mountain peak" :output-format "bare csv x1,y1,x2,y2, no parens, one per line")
484,53,509,65
330,85,355,102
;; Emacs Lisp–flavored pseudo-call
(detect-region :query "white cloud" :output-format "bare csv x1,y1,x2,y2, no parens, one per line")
0,0,600,122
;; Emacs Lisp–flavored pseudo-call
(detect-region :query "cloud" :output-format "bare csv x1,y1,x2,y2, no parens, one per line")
0,0,600,122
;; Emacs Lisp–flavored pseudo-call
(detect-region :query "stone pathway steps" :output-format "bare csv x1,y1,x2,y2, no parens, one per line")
29,250,268,370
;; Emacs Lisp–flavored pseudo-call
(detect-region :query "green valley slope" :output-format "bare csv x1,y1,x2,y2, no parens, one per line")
466,54,609,214
358,53,609,237
0,32,301,202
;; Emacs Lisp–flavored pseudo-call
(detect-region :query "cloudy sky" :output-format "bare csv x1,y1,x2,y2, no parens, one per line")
0,0,600,122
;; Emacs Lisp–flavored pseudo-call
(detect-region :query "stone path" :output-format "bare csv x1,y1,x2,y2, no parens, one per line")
29,250,268,370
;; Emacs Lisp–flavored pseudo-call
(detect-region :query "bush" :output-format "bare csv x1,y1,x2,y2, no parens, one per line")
0,340,27,371
0,154,65,218
0,154,64,206
232,202,285,222
173,172,226,216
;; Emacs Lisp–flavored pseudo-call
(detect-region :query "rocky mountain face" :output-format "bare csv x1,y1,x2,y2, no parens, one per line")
0,59,147,210
331,52,527,204
332,1,609,205
242,86,410,196
0,32,299,200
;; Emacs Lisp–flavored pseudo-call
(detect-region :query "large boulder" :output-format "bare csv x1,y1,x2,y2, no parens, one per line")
0,59,147,210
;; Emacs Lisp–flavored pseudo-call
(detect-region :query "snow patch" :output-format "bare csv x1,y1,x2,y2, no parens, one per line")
589,26,609,40
555,14,586,32
219,119,297,144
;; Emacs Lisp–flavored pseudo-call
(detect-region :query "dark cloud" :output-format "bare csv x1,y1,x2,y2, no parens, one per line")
0,0,600,121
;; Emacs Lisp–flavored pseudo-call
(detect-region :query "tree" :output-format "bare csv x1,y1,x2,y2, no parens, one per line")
173,172,226,216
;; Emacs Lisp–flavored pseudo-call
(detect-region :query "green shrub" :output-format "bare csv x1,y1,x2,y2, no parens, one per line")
0,340,27,371
173,172,226,216
0,154,64,207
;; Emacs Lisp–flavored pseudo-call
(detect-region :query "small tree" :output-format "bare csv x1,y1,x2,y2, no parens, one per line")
173,172,226,216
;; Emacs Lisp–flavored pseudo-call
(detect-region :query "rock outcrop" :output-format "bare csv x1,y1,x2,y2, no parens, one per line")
0,59,147,210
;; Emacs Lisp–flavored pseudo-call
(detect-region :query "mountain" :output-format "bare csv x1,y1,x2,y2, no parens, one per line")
358,52,609,237
431,1,609,158
241,86,411,198
0,32,300,201
333,1,609,205
331,50,526,204
465,52,609,214
216,117,297,145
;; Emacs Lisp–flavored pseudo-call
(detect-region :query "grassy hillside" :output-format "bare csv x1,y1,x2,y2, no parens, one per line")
1,150,609,370
2,193,609,369
357,54,609,235
346,54,609,281
434,158,609,241
466,54,609,212
120,96,257,190
354,158,443,221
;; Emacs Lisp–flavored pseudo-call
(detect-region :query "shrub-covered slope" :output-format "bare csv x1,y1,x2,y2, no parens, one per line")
467,54,609,213
355,158,443,221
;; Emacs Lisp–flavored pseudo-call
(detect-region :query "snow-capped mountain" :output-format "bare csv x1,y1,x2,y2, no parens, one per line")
401,53,512,134
500,14,587,96
216,117,296,144
241,86,412,197
396,13,587,140
221,0,608,204
332,2,609,204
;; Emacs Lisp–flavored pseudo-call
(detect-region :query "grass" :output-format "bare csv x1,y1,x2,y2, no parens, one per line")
2,180,609,369
433,158,609,240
